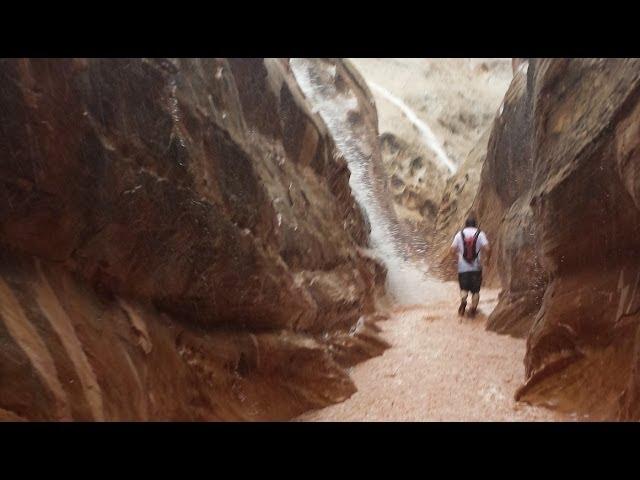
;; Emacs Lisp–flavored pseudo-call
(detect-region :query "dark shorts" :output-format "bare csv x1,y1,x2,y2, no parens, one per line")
458,271,482,293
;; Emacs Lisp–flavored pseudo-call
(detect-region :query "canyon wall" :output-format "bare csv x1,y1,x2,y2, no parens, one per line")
0,58,389,420
431,126,492,280
350,59,512,255
438,58,640,419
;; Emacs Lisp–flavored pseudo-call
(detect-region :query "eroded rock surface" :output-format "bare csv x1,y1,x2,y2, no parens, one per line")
430,127,493,280
350,59,512,255
0,58,389,420
441,58,640,419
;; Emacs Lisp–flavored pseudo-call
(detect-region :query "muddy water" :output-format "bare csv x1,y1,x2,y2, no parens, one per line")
297,285,572,421
291,59,566,421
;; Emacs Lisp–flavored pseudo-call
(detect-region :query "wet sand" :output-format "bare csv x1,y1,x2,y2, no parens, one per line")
298,282,569,421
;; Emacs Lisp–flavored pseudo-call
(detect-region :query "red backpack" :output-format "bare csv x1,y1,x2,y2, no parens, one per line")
460,229,481,264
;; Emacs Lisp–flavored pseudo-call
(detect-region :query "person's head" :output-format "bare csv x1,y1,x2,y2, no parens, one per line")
465,216,477,228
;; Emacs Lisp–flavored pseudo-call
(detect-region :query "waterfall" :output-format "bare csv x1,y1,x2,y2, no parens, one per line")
291,58,442,304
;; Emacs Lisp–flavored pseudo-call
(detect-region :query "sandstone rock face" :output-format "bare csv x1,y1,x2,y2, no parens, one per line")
512,58,527,75
459,58,640,419
349,59,512,258
381,133,446,243
430,127,492,280
0,58,389,420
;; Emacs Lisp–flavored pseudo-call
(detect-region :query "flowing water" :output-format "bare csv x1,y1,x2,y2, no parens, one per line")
290,59,571,422
368,81,457,174
291,58,444,304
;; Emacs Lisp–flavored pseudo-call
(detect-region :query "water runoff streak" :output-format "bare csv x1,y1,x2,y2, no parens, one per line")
367,81,457,175
291,58,443,304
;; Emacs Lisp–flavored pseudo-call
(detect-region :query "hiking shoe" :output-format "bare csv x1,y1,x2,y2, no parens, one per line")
458,299,467,316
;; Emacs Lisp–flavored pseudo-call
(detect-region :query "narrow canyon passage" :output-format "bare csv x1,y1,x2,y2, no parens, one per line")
5,58,638,421
291,58,567,421
298,282,570,421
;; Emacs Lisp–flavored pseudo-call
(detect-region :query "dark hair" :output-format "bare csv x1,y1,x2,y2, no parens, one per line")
465,216,477,228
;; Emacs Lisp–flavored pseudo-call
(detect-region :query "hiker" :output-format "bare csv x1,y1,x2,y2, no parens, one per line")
450,216,490,317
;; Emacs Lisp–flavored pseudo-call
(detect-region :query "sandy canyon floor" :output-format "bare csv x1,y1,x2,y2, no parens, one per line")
298,280,572,421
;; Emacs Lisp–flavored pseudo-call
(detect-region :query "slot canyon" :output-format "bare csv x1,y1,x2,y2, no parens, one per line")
1,58,639,421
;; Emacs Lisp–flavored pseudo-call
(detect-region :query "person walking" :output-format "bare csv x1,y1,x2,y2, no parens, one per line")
450,216,491,317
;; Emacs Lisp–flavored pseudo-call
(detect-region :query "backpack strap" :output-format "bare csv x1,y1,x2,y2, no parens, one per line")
472,229,481,258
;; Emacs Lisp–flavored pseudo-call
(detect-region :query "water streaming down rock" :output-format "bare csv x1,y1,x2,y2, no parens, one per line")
290,58,443,304
367,81,457,175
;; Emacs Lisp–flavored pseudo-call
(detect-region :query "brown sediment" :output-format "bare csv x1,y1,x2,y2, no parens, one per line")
297,284,569,421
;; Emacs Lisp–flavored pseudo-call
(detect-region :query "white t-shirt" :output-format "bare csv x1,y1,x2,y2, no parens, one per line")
451,227,489,273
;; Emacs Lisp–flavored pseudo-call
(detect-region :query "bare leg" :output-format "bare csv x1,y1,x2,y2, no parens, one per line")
458,290,468,316
470,292,480,314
